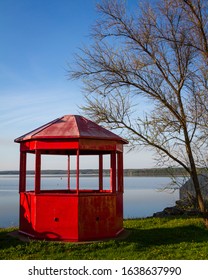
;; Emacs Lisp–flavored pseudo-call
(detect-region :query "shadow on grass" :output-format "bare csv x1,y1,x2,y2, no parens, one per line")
125,224,208,249
1,224,208,250
0,230,24,250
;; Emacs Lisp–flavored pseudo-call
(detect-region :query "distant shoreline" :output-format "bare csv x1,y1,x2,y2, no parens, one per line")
0,168,189,177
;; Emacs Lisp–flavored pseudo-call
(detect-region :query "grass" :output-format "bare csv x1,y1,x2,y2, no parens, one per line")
1,217,208,259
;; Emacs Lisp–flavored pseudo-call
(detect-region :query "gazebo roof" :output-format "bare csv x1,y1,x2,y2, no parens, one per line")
14,115,128,144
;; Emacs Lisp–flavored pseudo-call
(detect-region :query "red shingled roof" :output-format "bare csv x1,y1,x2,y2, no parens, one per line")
14,115,128,143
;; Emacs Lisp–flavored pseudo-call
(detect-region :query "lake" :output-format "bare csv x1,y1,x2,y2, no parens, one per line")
0,175,179,228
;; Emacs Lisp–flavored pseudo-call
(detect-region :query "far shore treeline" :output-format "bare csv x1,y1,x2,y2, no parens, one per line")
0,168,190,177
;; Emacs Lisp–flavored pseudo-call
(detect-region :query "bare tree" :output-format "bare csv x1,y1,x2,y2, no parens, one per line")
69,0,208,224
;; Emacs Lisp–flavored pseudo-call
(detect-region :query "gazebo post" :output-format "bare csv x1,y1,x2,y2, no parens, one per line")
19,151,27,193
35,150,41,194
117,152,124,192
67,155,70,190
99,154,103,191
110,151,116,193
76,150,80,192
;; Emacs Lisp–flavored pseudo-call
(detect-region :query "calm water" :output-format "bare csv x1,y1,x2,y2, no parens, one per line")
0,175,179,227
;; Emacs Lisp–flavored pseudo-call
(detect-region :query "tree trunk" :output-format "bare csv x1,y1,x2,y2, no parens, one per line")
184,127,208,226
189,163,208,227
191,172,205,211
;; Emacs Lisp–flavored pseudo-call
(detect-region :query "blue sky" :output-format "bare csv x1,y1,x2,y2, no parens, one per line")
0,0,154,170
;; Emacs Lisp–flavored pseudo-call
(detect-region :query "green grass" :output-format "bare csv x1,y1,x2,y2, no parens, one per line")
1,217,208,259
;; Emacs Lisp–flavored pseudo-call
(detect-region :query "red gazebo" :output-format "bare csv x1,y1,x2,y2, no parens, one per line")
14,115,128,241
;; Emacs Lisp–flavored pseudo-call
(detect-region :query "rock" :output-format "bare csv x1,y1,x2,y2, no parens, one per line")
180,174,208,201
183,209,202,216
153,200,202,218
175,198,197,210
163,206,184,215
153,211,168,218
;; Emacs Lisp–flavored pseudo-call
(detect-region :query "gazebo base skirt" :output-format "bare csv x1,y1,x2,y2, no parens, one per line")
19,191,123,242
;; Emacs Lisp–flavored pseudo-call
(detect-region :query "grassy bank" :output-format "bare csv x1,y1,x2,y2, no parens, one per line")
1,217,208,259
